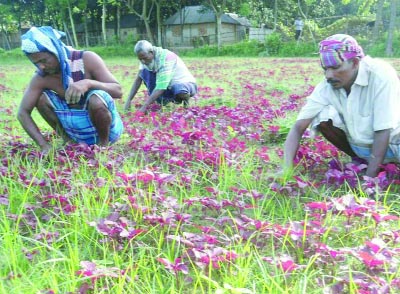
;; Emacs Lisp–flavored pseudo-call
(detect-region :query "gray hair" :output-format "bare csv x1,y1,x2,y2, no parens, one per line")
134,40,153,55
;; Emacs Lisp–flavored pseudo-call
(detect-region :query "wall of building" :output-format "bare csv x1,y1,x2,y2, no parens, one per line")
248,27,273,42
164,23,249,47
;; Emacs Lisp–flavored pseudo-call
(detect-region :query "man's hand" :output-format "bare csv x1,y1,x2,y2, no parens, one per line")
65,80,90,104
40,143,53,155
276,165,295,184
366,129,391,177
138,105,148,114
38,142,55,161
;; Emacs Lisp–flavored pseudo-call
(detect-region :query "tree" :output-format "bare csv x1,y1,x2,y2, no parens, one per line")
273,0,277,31
385,0,397,56
251,1,272,29
206,0,227,51
44,0,81,47
153,0,168,46
126,0,155,43
371,0,385,45
67,0,79,47
297,0,317,45
0,2,15,49
100,0,107,45
109,0,124,43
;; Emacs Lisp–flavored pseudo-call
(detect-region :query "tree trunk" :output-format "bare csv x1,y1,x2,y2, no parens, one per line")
208,0,226,53
0,24,11,50
63,21,74,46
179,5,186,45
155,1,162,46
371,0,385,44
116,5,121,43
84,14,89,47
297,0,316,46
215,12,222,51
102,0,107,45
273,0,277,31
385,0,397,56
67,0,79,47
127,0,155,44
142,0,155,44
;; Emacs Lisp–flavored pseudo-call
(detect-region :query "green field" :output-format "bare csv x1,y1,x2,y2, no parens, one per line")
0,56,399,294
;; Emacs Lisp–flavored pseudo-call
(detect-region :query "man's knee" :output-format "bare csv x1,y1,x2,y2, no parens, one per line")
88,94,105,110
36,94,52,111
175,93,190,103
317,119,333,132
88,95,111,120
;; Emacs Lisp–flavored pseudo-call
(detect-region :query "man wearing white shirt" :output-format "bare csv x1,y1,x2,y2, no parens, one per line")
294,16,304,40
283,34,400,178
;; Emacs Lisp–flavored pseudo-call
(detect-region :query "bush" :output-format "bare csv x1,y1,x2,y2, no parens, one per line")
219,40,265,56
365,32,400,57
264,32,282,55
180,40,266,57
88,44,135,58
0,47,25,61
277,41,318,57
179,45,219,57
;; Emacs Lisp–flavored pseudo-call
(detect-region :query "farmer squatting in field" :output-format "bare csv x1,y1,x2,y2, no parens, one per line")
124,40,198,114
17,26,124,154
283,34,400,178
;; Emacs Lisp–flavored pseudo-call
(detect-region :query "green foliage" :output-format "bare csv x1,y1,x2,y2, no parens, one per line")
264,32,282,56
0,47,25,62
78,33,139,58
179,45,220,57
367,32,400,57
317,15,374,40
277,41,318,57
88,44,135,58
180,40,266,57
218,40,266,56
4,36,399,61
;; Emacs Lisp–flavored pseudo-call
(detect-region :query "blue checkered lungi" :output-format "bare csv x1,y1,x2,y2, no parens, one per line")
44,89,123,145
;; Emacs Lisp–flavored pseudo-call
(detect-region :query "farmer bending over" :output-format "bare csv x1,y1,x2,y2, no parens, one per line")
124,40,197,113
18,26,124,154
283,34,400,178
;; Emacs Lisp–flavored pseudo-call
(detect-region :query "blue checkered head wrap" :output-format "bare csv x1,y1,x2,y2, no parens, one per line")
21,26,72,90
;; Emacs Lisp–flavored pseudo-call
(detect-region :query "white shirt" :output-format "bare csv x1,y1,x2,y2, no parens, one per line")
294,19,304,30
298,56,400,146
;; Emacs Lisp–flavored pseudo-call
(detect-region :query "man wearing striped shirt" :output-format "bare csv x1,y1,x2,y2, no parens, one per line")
124,40,197,113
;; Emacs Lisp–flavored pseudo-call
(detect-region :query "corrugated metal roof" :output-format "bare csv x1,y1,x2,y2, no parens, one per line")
164,5,250,26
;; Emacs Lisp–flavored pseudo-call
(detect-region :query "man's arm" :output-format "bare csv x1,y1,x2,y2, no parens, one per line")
17,78,52,152
65,51,122,104
124,74,143,111
283,118,313,170
365,129,391,177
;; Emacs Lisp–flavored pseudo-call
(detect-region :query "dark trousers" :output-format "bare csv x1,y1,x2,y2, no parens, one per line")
295,30,302,40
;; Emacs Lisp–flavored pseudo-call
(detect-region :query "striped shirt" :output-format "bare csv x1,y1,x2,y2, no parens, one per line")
139,46,195,91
